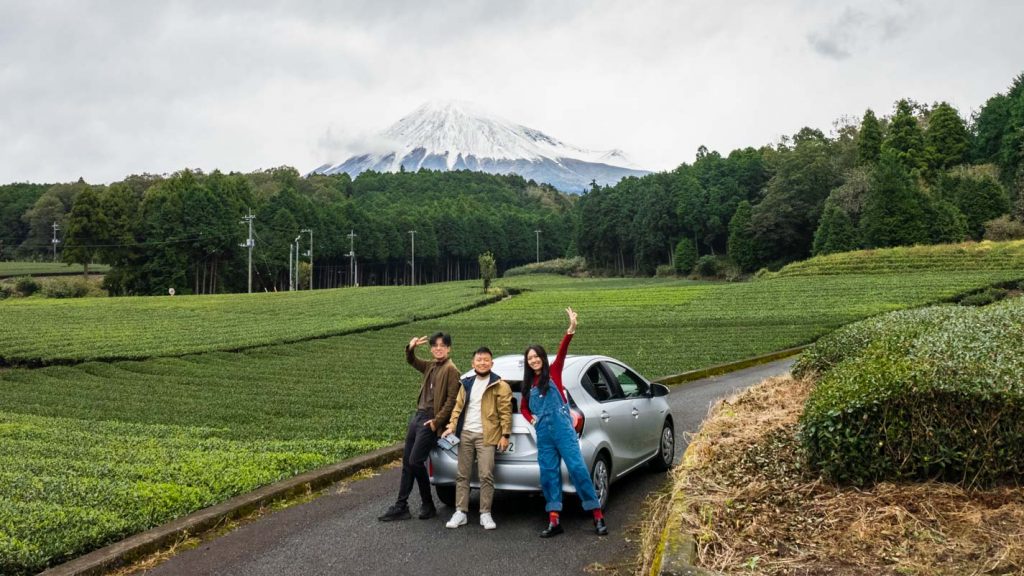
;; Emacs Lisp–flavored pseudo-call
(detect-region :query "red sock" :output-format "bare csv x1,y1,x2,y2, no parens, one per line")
592,509,604,521
549,511,560,525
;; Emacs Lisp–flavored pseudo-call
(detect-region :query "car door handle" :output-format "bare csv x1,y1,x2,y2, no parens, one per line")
600,411,610,422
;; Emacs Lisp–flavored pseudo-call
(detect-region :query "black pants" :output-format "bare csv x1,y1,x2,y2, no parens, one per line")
397,410,435,507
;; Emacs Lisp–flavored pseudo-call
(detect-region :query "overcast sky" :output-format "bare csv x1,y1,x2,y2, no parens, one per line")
2,0,1022,184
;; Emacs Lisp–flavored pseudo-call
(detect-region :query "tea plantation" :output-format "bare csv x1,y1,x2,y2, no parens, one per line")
2,242,1024,573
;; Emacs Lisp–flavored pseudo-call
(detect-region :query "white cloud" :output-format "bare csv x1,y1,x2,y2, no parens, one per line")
1,0,1022,183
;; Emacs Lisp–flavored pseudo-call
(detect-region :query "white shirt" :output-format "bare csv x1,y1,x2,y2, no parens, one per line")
462,375,489,434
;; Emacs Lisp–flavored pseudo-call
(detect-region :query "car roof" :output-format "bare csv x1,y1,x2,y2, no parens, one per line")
464,354,606,382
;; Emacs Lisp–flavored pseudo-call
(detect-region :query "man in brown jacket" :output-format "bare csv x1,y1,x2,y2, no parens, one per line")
442,347,512,530
378,331,461,522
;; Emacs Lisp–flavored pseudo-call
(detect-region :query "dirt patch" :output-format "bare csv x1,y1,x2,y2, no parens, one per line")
666,376,1024,575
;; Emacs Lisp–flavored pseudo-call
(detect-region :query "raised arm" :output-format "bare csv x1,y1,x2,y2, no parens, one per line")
549,307,577,403
405,335,430,374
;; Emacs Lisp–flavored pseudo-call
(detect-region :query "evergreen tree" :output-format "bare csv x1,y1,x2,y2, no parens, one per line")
673,237,697,275
62,186,109,276
856,109,883,165
881,99,926,174
812,200,859,255
937,167,1011,239
925,102,970,173
726,200,757,271
860,149,930,248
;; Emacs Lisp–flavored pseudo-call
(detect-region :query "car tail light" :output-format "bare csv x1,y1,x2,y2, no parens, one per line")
570,408,585,436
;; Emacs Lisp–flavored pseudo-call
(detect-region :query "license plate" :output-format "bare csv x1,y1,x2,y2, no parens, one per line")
500,441,515,454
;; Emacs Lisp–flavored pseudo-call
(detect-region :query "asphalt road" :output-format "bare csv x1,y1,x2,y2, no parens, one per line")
143,358,794,576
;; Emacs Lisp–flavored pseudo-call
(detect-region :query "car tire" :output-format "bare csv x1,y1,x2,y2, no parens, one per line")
649,420,675,472
591,453,611,510
435,485,456,507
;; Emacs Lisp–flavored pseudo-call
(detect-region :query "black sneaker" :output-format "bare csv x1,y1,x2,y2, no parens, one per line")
539,522,564,538
594,518,609,536
418,502,437,519
378,504,411,522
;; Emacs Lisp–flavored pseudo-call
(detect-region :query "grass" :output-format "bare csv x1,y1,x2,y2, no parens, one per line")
0,281,498,366
658,375,1024,575
4,242,1024,573
0,262,110,278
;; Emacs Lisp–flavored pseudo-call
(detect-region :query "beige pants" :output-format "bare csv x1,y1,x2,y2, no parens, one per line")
455,429,496,513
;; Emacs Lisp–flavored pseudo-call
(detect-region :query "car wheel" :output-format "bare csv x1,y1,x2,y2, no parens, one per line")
591,453,610,509
435,485,456,507
649,421,674,472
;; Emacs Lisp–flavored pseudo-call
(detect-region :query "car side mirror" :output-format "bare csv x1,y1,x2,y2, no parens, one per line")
650,383,669,397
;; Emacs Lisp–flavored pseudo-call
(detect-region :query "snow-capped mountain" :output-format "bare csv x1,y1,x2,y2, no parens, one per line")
314,101,649,192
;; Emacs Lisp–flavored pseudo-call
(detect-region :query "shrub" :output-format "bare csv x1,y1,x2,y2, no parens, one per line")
13,276,40,296
983,216,1024,241
0,284,12,299
503,256,587,277
42,277,92,299
654,264,676,278
958,286,1009,307
694,255,719,277
799,299,1024,486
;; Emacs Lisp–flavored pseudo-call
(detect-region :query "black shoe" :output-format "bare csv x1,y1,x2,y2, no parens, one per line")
539,522,564,538
594,518,609,536
378,504,411,522
418,503,437,519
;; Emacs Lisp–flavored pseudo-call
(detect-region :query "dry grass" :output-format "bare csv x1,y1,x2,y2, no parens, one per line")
670,376,1024,575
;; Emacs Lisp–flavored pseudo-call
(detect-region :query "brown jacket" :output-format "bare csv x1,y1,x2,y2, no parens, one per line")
406,344,461,434
447,373,513,446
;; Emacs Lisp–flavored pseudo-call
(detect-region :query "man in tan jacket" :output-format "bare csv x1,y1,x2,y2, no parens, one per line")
442,346,512,530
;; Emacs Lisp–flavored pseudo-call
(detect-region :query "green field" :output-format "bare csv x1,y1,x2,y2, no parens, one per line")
3,244,1024,573
0,282,496,366
0,262,111,279
772,239,1024,277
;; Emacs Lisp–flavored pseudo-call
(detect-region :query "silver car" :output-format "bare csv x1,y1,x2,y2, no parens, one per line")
429,354,674,509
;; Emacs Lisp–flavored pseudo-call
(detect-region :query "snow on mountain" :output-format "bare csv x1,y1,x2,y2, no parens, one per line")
315,101,649,192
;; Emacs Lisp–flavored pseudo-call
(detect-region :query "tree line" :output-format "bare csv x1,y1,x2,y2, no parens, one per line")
575,72,1024,275
2,71,1022,294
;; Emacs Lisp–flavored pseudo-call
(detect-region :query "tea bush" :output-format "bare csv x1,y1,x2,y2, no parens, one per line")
800,298,1024,486
502,257,587,277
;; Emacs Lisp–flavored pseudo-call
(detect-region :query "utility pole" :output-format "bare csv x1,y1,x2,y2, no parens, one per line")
534,229,541,264
240,210,255,293
51,221,61,262
347,230,357,287
408,230,416,286
288,240,294,291
293,235,301,290
301,228,313,290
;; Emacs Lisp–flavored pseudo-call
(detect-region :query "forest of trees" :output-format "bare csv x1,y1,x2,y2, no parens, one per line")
2,72,1023,295
576,73,1024,275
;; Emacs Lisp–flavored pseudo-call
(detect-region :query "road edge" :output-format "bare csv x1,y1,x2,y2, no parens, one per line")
42,346,804,576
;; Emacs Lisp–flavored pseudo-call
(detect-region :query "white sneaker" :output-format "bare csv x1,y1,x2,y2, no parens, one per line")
480,512,497,530
445,510,468,528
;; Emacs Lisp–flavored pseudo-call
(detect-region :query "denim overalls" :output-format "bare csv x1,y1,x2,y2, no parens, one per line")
531,382,601,512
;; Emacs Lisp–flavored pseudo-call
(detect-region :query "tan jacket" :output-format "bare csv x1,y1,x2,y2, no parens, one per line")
447,374,513,446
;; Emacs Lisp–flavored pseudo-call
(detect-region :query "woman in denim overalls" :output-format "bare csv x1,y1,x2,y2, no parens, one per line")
520,307,608,537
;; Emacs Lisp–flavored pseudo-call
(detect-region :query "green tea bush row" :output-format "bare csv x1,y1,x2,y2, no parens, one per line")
502,257,587,277
799,298,1024,486
773,240,1024,278
0,282,494,366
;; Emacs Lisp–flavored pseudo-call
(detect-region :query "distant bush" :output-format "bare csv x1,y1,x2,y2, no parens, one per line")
983,216,1024,241
958,286,1009,307
694,255,720,277
13,276,40,296
674,238,698,275
798,299,1024,486
654,264,677,278
42,277,92,299
503,257,587,277
0,284,12,299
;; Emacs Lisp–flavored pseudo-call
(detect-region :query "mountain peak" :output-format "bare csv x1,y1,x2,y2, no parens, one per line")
317,101,648,192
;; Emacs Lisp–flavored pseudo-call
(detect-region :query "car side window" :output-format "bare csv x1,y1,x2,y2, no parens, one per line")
606,362,649,398
580,363,615,402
